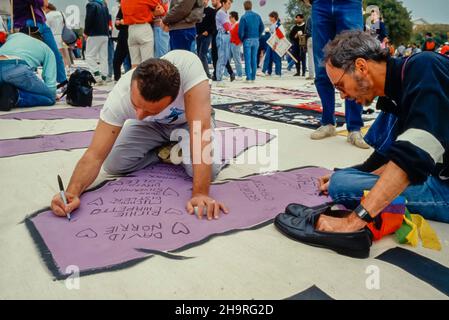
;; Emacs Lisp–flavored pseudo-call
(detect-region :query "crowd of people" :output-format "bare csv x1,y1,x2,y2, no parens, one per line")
0,0,310,105
395,33,449,58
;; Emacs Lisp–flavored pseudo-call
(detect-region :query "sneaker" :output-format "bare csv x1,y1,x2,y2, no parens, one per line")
102,76,113,84
216,81,227,87
305,76,315,81
56,84,67,96
293,72,301,77
244,79,252,83
310,124,337,140
230,74,236,82
157,143,181,164
347,131,370,149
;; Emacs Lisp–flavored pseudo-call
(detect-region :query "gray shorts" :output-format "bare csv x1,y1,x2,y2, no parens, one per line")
103,118,223,179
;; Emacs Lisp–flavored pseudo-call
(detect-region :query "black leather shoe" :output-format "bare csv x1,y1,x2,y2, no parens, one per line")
275,206,373,259
286,203,327,218
286,203,350,219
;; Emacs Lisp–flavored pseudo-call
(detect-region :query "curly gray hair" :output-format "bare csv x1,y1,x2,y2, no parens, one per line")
324,30,388,72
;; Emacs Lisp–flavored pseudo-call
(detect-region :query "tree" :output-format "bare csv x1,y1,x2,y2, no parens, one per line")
364,0,413,45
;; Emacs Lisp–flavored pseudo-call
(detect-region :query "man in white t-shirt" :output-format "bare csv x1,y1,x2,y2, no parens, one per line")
51,50,229,220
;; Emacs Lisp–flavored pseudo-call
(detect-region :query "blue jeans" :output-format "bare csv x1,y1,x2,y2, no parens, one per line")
287,56,295,71
73,48,81,59
312,0,364,131
230,43,243,77
262,45,281,75
328,168,449,223
154,25,170,58
0,60,55,107
169,27,196,51
243,38,259,80
196,34,212,78
25,20,67,84
108,37,114,78
216,31,231,82
124,55,131,72
364,112,399,155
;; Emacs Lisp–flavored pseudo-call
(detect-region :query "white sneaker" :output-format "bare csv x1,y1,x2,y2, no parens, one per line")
216,81,227,88
235,76,243,81
347,131,370,149
94,76,104,86
310,124,337,140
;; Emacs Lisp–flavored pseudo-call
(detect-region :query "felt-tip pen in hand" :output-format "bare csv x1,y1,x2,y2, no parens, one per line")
57,175,71,221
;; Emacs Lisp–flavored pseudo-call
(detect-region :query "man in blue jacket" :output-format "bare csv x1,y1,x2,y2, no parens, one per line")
316,31,449,232
238,0,264,82
84,0,110,83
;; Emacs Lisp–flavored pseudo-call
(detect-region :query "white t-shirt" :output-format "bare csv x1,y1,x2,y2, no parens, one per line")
100,50,208,127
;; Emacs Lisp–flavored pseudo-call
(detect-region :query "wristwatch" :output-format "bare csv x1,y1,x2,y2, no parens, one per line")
354,204,374,223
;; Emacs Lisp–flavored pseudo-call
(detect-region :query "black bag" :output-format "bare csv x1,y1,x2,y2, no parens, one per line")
63,69,96,107
61,11,77,45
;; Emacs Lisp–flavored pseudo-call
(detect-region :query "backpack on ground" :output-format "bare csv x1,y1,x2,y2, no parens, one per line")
62,69,96,107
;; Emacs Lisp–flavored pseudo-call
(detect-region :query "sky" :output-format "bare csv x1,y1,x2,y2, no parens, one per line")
39,0,449,26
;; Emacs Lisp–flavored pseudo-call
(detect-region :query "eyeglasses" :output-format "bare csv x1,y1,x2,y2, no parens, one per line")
332,68,348,94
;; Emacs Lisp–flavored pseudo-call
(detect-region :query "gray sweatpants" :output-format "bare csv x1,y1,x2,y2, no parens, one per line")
103,118,223,179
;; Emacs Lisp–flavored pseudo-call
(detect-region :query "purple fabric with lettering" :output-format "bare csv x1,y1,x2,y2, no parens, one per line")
28,165,331,277
0,122,241,158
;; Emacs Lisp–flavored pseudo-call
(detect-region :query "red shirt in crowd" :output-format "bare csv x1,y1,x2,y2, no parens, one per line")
230,22,241,46
441,45,449,56
121,0,160,25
